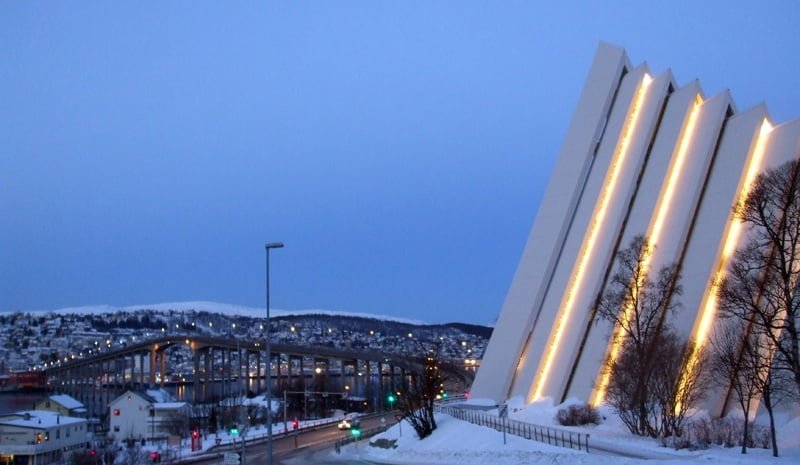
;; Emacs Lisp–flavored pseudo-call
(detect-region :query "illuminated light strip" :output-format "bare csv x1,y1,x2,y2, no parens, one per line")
529,73,653,402
591,94,704,407
648,95,704,247
675,118,773,403
696,119,773,346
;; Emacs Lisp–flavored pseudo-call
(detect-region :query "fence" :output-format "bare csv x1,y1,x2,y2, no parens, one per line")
208,416,342,452
435,404,590,452
334,424,391,454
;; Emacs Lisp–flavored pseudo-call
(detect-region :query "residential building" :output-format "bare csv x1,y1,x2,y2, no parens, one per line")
108,391,189,444
0,411,89,465
35,395,87,418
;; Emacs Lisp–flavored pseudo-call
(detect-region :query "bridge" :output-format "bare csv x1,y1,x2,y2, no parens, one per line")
40,335,471,419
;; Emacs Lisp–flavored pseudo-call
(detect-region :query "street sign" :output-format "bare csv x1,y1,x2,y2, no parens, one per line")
223,452,240,465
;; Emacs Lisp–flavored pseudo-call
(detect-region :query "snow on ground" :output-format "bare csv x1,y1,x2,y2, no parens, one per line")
336,404,799,465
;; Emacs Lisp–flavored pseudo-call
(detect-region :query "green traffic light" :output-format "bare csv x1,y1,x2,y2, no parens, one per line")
230,427,239,436
387,394,396,403
351,428,361,438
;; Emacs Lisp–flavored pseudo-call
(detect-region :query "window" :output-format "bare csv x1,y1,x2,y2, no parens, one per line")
36,432,43,444
113,409,120,416
45,402,51,408
149,409,155,417
114,426,120,432
56,430,60,439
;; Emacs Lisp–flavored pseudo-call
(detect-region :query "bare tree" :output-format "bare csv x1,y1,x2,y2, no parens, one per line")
741,321,790,457
710,321,764,454
219,395,245,431
651,334,710,438
598,236,707,438
717,158,800,402
597,237,682,352
120,442,148,465
396,344,447,439
598,236,679,436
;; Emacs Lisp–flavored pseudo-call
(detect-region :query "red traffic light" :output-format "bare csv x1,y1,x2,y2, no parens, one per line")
292,418,299,430
149,452,160,463
191,430,199,438
89,450,96,457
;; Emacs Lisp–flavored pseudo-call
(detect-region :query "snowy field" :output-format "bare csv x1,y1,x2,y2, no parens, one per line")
337,400,800,465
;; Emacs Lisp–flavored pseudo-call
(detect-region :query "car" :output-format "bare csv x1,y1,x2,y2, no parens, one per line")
337,418,352,430
337,413,361,430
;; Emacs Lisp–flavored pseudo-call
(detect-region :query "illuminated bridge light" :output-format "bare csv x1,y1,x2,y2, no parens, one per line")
530,73,653,403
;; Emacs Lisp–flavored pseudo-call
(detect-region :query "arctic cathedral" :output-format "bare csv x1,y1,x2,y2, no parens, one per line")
471,42,800,415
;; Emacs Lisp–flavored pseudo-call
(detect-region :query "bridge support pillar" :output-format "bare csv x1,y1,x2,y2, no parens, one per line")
159,350,166,388
150,348,157,388
255,351,262,393
193,348,200,404
139,352,145,389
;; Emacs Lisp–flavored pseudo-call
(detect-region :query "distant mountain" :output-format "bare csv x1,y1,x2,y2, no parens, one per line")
48,301,429,326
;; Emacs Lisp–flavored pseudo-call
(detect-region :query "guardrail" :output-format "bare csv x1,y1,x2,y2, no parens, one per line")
435,404,590,452
208,416,343,452
333,424,390,454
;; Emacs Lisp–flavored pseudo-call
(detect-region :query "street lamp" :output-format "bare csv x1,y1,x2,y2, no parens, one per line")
265,241,284,465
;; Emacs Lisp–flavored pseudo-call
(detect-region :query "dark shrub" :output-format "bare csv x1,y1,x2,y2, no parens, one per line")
556,403,599,426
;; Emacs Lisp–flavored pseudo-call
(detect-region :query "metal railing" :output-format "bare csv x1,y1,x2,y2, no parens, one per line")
435,404,590,452
207,416,343,452
333,424,390,454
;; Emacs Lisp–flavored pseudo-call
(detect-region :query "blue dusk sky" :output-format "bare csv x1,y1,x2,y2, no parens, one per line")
1,2,798,325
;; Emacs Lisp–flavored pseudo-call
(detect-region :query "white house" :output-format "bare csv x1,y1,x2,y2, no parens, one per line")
108,391,190,444
0,410,89,465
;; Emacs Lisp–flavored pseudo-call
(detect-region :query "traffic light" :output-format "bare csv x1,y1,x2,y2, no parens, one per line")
149,452,160,463
292,417,299,431
229,426,239,436
89,450,96,457
191,430,199,438
351,425,361,438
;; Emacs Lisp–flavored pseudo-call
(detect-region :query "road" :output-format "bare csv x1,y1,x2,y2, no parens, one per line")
198,414,394,465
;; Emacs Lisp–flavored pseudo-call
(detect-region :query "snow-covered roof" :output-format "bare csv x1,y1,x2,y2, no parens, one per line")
145,389,175,403
153,402,188,410
0,410,85,429
48,394,85,410
109,390,156,407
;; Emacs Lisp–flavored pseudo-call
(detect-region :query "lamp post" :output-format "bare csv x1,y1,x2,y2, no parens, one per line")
264,242,284,465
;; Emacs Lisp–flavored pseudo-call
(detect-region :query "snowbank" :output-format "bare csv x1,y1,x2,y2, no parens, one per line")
335,405,799,465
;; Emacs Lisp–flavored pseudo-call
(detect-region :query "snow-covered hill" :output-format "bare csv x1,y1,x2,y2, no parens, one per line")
47,301,428,326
